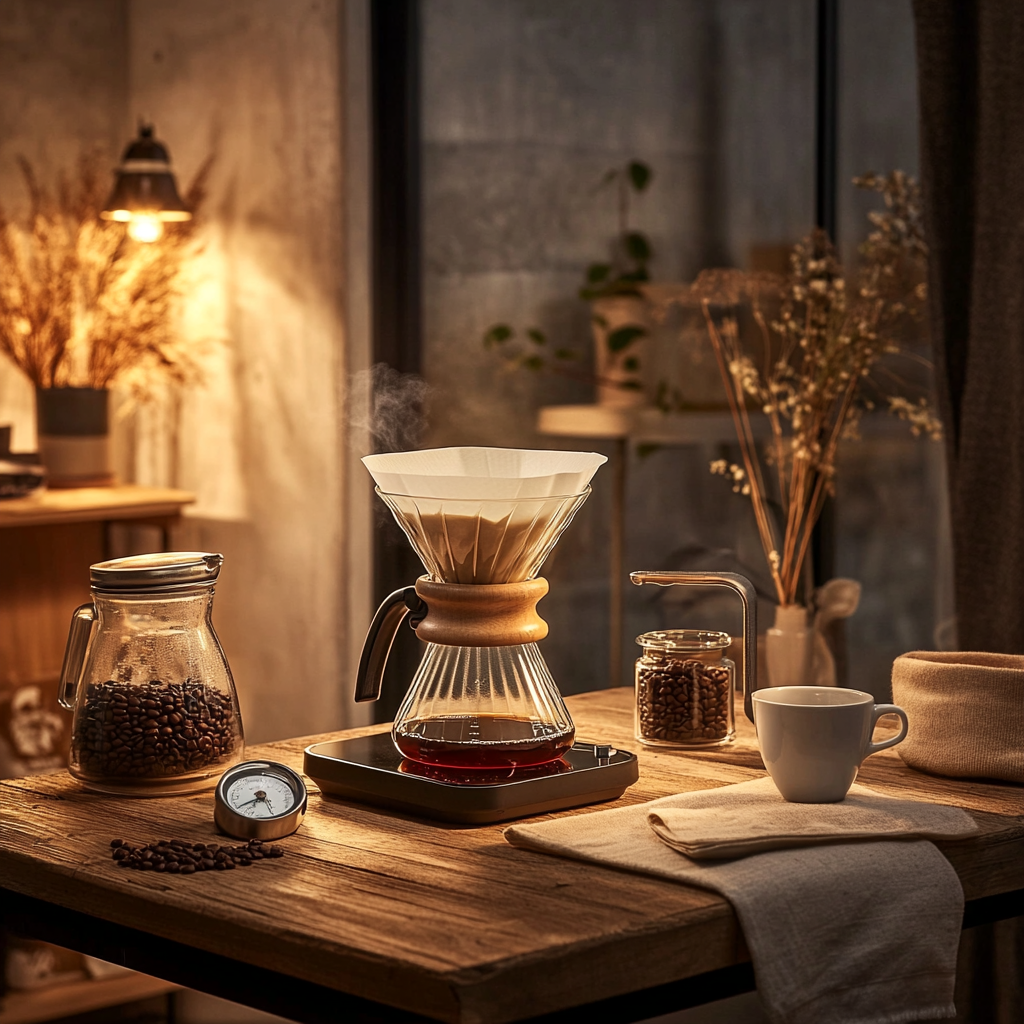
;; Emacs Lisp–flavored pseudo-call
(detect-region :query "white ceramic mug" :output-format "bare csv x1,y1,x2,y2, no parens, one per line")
751,686,909,803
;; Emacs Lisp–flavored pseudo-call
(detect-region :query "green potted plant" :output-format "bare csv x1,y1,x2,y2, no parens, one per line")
484,160,654,407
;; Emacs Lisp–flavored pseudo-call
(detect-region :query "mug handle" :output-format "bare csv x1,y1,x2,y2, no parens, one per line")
864,704,908,757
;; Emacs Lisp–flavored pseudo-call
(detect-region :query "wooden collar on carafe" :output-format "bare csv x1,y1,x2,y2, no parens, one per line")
413,576,549,647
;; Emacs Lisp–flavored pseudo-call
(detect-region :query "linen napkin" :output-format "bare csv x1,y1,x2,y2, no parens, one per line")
505,778,978,1024
647,776,978,859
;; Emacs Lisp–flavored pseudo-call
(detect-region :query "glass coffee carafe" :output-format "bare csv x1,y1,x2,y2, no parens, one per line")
356,447,606,771
59,552,244,795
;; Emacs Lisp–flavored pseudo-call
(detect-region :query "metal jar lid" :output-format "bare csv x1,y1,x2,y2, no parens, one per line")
635,629,732,653
90,552,223,591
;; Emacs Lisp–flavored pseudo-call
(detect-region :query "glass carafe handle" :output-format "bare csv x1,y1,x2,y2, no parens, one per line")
59,602,96,710
355,587,427,703
630,571,758,722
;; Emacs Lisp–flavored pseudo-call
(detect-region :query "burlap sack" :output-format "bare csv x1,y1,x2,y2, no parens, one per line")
891,651,1024,783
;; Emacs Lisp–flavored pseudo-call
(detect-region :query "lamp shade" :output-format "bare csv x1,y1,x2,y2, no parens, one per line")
101,124,191,224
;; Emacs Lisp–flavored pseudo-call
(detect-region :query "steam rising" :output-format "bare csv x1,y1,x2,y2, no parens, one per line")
348,363,432,455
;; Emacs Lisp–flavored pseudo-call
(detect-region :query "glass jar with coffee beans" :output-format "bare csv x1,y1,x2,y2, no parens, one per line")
635,630,735,748
59,552,244,795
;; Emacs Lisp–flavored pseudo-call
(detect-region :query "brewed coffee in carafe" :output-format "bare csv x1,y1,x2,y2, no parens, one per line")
356,447,606,770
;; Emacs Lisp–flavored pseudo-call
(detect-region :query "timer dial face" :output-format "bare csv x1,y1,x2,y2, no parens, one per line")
215,761,308,840
226,773,296,818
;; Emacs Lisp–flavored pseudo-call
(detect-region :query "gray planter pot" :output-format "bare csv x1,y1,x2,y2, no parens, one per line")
35,387,113,488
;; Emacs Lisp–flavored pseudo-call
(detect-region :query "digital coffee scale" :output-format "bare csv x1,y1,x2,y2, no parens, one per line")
304,733,638,825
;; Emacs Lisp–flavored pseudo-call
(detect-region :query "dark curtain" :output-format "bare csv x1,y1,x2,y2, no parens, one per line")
914,0,1024,653
913,2,1024,1021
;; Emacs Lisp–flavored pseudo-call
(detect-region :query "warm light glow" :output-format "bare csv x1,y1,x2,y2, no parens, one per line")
128,213,164,243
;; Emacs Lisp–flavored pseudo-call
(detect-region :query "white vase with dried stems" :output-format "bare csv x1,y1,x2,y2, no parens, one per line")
0,154,209,486
656,172,942,687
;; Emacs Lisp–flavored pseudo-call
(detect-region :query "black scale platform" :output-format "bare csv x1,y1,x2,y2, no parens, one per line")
304,733,639,825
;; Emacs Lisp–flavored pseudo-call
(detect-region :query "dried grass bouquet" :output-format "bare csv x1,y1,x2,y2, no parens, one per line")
675,172,941,607
0,153,210,396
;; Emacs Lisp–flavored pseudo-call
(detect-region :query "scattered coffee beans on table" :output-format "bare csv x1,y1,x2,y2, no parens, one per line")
637,657,732,744
110,838,283,873
74,679,238,780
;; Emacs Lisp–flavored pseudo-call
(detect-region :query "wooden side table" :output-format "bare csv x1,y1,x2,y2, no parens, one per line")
0,486,195,779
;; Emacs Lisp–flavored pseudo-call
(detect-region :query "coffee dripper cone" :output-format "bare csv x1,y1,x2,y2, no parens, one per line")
356,447,606,770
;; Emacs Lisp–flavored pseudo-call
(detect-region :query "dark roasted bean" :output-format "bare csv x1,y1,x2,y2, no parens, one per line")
72,679,238,780
111,837,283,877
637,655,732,745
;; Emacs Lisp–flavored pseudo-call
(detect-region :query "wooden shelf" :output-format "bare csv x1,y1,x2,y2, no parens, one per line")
0,486,194,530
0,973,178,1024
537,404,766,443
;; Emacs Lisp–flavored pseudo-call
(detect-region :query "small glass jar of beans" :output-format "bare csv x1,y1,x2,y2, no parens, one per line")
635,630,735,748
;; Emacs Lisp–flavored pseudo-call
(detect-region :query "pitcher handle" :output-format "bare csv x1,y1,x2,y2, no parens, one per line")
354,587,427,703
630,571,758,722
59,603,96,710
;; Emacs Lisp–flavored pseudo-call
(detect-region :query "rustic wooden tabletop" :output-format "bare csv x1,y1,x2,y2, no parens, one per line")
2,687,1023,1024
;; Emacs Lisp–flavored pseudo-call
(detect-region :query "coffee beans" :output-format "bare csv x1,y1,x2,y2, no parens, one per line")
110,837,284,874
637,657,732,744
73,679,238,780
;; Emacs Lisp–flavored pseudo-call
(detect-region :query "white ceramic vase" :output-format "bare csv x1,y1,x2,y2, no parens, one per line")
765,604,813,688
766,579,862,689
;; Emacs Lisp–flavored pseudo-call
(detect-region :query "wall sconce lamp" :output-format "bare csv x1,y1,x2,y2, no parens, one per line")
101,123,191,243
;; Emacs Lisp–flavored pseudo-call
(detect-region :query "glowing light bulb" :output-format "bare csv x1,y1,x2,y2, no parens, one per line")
128,213,163,243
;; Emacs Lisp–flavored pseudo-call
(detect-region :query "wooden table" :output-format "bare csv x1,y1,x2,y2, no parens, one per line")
2,688,1023,1024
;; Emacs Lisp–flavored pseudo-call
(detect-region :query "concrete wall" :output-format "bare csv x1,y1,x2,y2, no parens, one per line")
0,0,129,451
124,0,358,742
419,0,945,697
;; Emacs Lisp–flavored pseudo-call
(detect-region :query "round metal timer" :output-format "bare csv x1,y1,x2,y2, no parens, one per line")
214,761,308,841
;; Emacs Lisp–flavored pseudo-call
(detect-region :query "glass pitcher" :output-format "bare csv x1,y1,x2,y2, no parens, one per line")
59,552,244,795
356,490,589,770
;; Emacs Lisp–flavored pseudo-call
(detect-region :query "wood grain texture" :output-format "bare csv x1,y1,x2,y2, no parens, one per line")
1,688,1023,1024
414,577,549,646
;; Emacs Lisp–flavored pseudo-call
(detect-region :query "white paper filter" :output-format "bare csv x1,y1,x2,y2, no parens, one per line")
362,446,607,499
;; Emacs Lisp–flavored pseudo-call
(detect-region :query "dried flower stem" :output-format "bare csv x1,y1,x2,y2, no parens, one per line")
682,172,941,606
0,152,211,394
702,300,786,604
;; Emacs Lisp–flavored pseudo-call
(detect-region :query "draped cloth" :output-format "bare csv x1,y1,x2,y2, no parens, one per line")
913,0,1024,652
913,3,1024,1021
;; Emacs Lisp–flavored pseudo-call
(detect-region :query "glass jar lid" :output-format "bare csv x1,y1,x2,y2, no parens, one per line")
90,552,223,591
635,629,732,653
